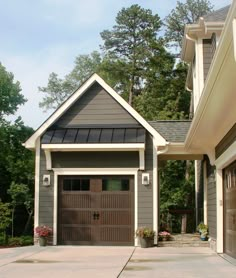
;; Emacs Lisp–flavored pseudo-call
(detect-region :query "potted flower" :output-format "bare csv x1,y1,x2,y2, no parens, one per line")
200,228,208,241
34,225,52,246
158,231,171,241
135,227,155,248
197,223,208,241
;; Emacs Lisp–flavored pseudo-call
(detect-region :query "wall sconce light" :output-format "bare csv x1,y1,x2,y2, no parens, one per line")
43,175,50,186
142,173,150,186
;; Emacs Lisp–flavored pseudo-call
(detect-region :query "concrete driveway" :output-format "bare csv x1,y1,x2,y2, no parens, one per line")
0,246,236,278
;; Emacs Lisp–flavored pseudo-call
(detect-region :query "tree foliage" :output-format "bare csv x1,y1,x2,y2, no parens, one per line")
38,51,104,111
0,63,26,119
100,4,162,106
164,0,213,49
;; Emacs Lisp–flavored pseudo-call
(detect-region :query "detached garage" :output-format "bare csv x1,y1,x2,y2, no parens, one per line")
25,73,190,246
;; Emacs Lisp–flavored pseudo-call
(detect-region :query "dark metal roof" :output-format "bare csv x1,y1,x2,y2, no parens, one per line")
203,5,230,22
148,120,192,143
41,128,146,144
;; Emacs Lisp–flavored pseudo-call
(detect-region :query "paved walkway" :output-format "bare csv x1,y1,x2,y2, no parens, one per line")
0,246,235,278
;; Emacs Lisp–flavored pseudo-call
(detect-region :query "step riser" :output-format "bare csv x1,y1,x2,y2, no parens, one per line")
158,234,210,247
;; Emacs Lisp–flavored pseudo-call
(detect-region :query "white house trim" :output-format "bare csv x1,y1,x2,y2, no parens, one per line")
215,141,236,170
41,143,145,151
52,168,139,246
139,149,145,170
34,139,40,229
216,169,223,254
44,150,52,170
153,142,158,244
24,74,167,150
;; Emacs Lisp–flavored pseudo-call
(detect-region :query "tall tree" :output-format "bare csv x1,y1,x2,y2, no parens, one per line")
100,4,162,106
0,63,26,119
165,0,213,50
39,51,104,111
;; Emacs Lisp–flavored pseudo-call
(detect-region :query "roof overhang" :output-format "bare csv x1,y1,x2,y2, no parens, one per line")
158,142,203,160
181,18,225,63
184,2,236,164
25,74,167,150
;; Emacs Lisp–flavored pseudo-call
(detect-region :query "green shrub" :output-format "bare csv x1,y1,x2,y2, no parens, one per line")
8,236,33,247
21,236,33,246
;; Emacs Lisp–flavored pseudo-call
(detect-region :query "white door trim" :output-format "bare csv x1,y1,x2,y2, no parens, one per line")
52,168,139,246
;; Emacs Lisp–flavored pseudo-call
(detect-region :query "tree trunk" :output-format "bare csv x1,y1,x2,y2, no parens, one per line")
11,207,15,237
128,75,135,106
23,211,33,235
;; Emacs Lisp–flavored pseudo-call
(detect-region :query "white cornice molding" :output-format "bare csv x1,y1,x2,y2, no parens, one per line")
41,143,145,151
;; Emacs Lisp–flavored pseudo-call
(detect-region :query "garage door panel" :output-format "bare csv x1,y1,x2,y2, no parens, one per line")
61,226,93,242
101,194,132,209
58,175,134,245
101,211,133,225
100,227,133,243
61,194,92,208
61,210,92,225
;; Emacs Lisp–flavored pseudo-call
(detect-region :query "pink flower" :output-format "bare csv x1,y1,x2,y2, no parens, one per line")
35,225,52,237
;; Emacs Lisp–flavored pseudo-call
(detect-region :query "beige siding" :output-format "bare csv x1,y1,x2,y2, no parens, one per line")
54,82,139,128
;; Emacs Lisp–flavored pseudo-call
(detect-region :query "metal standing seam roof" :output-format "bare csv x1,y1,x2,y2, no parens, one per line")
41,127,146,144
148,120,192,143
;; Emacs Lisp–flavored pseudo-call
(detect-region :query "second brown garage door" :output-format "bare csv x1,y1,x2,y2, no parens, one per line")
58,175,134,245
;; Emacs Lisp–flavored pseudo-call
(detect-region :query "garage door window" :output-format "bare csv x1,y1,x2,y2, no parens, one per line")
102,179,129,191
63,178,90,191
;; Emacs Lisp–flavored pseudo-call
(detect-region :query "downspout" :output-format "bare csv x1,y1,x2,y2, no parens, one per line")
153,140,169,244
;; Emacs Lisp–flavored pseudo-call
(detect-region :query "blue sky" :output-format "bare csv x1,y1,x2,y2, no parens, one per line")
0,0,232,128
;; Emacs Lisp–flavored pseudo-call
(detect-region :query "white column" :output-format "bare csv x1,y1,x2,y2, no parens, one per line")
153,141,158,244
34,138,40,229
216,169,223,253
203,161,208,224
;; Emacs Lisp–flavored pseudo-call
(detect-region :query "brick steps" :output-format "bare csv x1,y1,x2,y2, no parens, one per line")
158,233,210,247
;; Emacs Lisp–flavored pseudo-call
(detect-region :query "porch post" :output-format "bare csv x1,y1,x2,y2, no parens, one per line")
34,138,40,230
153,140,158,244
216,169,223,253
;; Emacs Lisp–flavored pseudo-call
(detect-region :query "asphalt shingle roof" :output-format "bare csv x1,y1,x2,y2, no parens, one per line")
148,120,192,143
203,5,230,22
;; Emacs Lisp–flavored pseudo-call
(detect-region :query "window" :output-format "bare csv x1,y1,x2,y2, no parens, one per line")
63,178,90,191
102,179,129,191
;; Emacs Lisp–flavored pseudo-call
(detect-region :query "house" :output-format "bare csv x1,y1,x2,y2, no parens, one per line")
25,2,236,257
25,73,198,246
181,2,236,258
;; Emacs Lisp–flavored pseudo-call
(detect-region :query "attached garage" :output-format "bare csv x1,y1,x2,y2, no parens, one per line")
24,74,172,246
58,175,134,245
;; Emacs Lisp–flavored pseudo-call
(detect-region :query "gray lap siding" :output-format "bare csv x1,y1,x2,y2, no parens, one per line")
39,150,54,228
206,161,217,239
54,82,139,128
138,133,153,227
51,151,139,168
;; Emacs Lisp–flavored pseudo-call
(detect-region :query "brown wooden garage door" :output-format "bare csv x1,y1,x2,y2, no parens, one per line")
58,175,134,245
223,161,236,258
